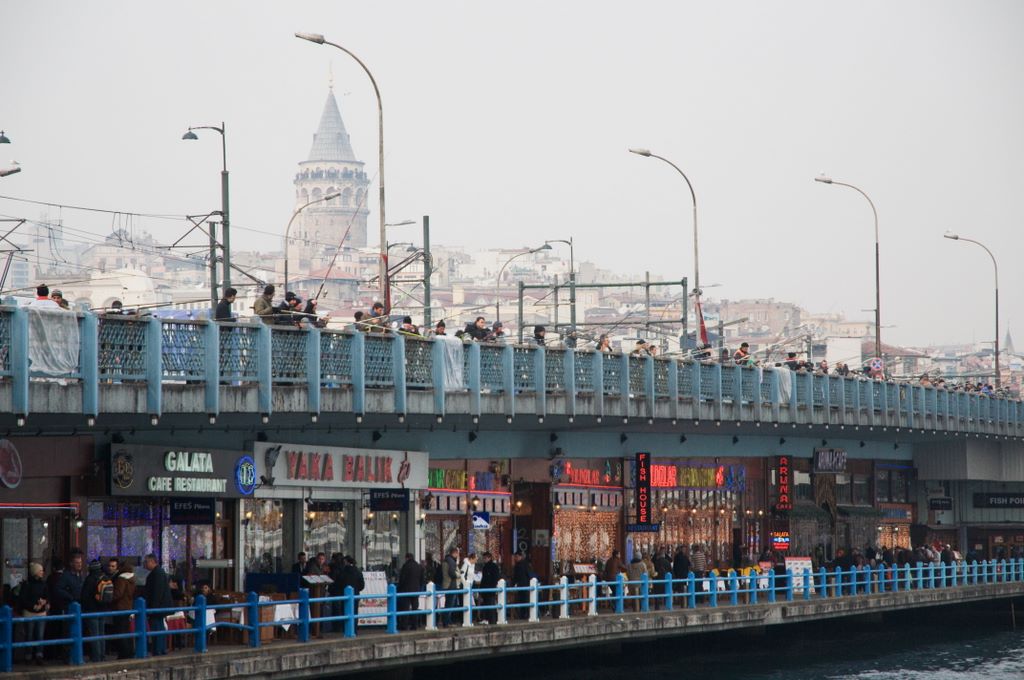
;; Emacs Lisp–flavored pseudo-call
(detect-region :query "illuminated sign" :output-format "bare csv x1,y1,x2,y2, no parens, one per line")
813,448,847,474
649,463,746,492
109,445,251,498
775,456,792,511
636,452,651,525
771,530,791,552
550,459,623,487
428,468,506,491
253,443,428,490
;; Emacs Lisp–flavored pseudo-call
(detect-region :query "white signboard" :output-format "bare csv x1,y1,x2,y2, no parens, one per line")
784,556,816,594
254,443,428,491
358,571,389,627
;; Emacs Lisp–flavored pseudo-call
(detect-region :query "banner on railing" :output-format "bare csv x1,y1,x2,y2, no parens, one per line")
784,556,815,593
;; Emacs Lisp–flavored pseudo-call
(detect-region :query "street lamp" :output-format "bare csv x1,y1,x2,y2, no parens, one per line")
495,244,551,325
183,122,231,291
296,31,389,309
629,148,701,345
283,191,341,294
944,232,1000,387
0,165,20,178
815,175,882,369
0,131,10,144
545,238,576,343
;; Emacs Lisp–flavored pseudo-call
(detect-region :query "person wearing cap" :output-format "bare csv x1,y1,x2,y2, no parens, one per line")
489,320,506,343
276,292,302,326
253,285,276,325
50,289,70,310
399,316,421,337
464,316,490,341
531,325,546,346
632,339,649,356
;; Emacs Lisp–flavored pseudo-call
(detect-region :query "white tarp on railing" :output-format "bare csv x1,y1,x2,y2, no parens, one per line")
27,308,80,375
437,335,465,391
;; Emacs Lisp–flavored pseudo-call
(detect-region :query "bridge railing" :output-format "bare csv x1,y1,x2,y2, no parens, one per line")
1,305,1021,436
1,559,1020,671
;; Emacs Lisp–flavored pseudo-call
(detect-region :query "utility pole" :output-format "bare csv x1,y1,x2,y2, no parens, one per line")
422,215,432,328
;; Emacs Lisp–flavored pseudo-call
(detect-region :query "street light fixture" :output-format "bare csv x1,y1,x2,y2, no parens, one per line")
545,238,577,343
944,231,1000,387
495,244,551,325
283,192,341,293
296,31,389,309
0,165,20,178
183,122,232,292
629,148,701,345
815,174,882,370
0,131,10,144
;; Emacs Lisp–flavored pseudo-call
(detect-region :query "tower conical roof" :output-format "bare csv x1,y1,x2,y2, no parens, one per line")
307,89,357,162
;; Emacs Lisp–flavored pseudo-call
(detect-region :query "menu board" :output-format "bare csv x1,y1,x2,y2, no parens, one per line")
784,556,815,594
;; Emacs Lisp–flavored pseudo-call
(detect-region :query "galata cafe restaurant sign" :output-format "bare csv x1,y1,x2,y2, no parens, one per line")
253,442,428,490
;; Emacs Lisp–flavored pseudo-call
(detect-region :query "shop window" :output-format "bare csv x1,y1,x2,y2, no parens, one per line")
853,474,871,506
893,471,910,503
794,470,813,502
363,507,401,578
304,500,352,565
876,469,890,503
835,474,852,505
242,499,283,574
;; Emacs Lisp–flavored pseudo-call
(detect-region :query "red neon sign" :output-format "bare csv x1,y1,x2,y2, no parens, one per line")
776,456,792,511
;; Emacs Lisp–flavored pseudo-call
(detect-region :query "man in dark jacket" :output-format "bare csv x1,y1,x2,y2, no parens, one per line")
397,553,425,630
214,287,237,321
479,552,501,625
336,556,365,618
511,552,532,620
142,554,172,656
79,560,106,662
55,551,86,661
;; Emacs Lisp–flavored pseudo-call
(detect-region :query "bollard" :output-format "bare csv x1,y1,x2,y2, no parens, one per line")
641,573,650,612
664,574,674,611
134,597,148,659
298,588,311,643
729,572,738,606
0,606,11,673
559,576,570,619
195,594,208,653
425,583,437,631
344,586,356,638
588,574,598,617
387,584,399,634
687,573,696,609
785,569,794,602
803,569,811,600
69,602,84,665
463,584,473,628
247,591,261,648
614,574,625,614
529,578,540,622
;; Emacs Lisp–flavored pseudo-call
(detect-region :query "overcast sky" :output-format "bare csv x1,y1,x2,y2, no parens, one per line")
3,1,1021,347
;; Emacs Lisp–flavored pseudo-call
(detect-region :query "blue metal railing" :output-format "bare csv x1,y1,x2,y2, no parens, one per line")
2,559,1020,672
0,305,1021,436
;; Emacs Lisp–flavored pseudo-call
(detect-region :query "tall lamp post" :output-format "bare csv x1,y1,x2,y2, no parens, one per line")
545,238,576,343
183,123,231,291
944,232,1000,387
283,192,341,294
295,32,389,310
815,175,882,369
495,245,551,325
628,149,700,346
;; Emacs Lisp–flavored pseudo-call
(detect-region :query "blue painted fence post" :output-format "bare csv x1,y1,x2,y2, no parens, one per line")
768,570,776,603
614,574,625,614
878,565,886,594
710,573,718,608
687,573,696,609
344,586,356,638
916,564,924,590
298,588,311,643
729,572,739,606
69,601,84,665
247,591,261,648
834,567,842,597
0,606,10,672
749,573,757,605
386,584,398,634
818,568,827,598
640,573,650,612
803,569,811,600
928,562,935,589
785,570,794,601
194,594,208,653
1002,559,1008,583
664,574,673,611
134,597,148,659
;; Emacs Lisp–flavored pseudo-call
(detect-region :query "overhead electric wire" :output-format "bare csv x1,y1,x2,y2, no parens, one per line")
0,194,187,220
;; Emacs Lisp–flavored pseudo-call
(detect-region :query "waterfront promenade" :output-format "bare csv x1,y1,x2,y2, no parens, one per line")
5,561,1024,678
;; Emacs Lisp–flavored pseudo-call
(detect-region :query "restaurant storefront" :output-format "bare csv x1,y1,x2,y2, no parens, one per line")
250,443,427,584
550,458,623,575
422,460,512,564
0,437,93,599
98,443,255,591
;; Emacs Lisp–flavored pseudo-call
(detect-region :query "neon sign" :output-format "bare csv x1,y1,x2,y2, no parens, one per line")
635,452,651,525
775,456,792,511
